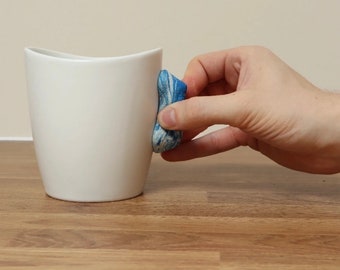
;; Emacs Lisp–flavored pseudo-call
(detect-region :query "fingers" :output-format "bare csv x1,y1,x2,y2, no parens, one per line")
161,126,250,161
182,127,209,142
165,48,253,132
158,90,252,131
183,48,243,98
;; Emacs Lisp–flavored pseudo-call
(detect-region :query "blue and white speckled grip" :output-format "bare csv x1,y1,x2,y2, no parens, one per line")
152,70,187,153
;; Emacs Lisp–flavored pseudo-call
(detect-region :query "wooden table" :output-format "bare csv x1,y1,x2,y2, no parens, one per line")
0,142,339,269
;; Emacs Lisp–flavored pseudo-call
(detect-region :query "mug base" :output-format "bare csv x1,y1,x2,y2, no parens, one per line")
44,191,144,203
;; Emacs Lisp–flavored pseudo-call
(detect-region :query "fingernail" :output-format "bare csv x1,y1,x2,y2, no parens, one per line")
159,107,176,128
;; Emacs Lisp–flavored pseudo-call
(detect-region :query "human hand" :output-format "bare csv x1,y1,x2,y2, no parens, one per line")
158,46,340,174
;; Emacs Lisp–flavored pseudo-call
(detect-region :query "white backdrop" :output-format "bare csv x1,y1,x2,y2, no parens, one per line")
1,0,339,138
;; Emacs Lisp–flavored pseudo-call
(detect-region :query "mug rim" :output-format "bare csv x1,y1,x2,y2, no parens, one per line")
24,47,162,63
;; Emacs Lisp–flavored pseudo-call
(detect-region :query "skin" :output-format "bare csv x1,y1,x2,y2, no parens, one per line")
157,46,340,174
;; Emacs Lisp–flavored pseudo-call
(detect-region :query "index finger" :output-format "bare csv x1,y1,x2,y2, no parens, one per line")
182,48,242,98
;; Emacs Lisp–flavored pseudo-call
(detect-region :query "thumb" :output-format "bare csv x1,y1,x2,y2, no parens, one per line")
157,91,251,131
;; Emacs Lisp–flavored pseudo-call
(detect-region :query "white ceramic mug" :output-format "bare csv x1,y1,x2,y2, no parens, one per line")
25,47,162,202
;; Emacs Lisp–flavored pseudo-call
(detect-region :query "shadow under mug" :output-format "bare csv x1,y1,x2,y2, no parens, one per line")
25,47,162,202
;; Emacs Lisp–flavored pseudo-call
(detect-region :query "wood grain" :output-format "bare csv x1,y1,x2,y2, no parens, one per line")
0,142,340,269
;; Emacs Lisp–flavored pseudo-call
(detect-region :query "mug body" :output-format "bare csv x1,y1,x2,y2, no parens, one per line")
25,48,162,202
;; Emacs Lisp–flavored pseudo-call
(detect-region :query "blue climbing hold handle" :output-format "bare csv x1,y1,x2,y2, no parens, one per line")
152,70,187,153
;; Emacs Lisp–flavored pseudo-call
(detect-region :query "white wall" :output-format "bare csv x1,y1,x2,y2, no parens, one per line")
1,0,339,138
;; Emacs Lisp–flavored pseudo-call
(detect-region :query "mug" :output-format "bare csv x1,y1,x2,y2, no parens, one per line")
25,47,162,202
